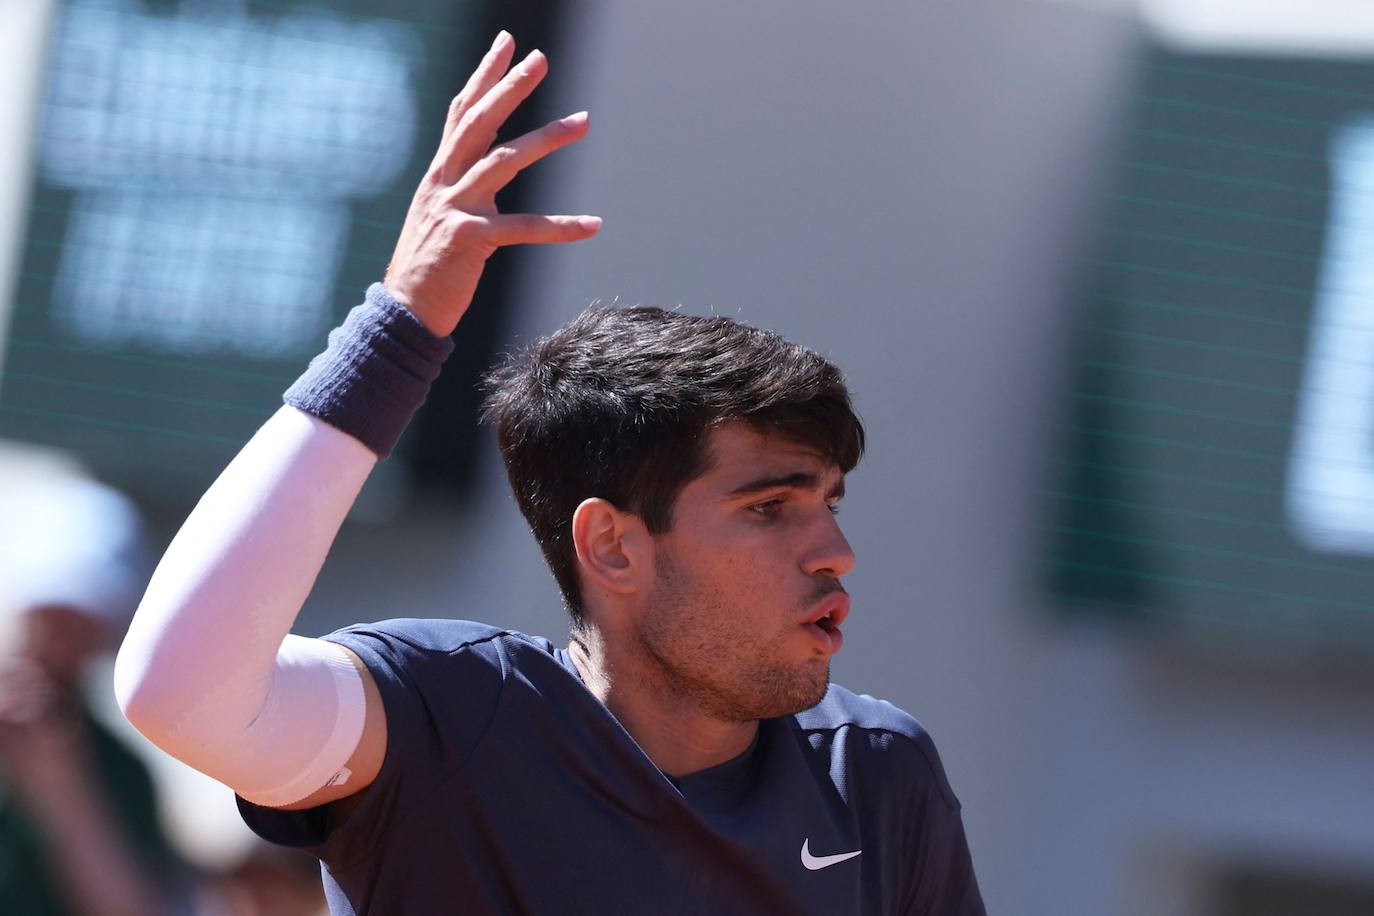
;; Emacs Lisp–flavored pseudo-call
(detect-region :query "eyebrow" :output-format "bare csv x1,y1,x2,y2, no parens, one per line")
723,471,846,501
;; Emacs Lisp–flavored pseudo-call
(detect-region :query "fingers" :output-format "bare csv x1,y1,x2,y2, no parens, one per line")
437,48,549,181
422,35,600,249
481,213,602,247
439,31,516,154
456,111,589,197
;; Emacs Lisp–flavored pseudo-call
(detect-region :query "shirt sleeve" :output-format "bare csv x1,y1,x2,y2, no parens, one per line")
902,801,985,915
237,619,507,868
900,734,987,916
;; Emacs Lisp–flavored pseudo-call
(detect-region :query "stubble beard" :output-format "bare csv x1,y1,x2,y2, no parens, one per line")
637,551,831,723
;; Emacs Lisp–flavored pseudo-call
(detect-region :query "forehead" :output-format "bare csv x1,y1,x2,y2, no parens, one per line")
693,422,836,492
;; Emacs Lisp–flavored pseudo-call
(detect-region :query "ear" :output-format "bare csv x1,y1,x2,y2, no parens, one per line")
571,497,649,596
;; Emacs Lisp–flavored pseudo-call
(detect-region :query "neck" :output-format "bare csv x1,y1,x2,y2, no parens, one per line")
568,628,757,779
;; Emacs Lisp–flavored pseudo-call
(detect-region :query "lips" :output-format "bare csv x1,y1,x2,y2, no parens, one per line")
804,593,850,630
801,592,850,655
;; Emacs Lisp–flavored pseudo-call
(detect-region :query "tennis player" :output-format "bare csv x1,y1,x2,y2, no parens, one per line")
115,32,985,915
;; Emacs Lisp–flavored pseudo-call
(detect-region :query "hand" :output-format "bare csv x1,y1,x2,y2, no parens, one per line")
384,32,601,337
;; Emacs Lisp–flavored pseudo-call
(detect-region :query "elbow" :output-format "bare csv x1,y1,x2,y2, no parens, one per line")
112,633,172,742
113,589,201,744
112,638,148,729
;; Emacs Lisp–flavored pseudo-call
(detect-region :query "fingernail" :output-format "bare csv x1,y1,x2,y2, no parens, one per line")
526,49,546,67
493,30,511,50
560,111,588,128
578,216,602,232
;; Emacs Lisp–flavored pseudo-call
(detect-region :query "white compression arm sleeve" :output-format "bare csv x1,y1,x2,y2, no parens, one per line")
114,405,375,807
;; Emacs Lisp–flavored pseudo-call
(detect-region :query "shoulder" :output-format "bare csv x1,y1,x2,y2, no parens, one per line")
318,619,559,727
792,683,962,810
321,617,558,669
325,617,512,654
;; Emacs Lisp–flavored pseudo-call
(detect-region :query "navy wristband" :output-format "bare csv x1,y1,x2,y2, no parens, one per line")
284,284,456,459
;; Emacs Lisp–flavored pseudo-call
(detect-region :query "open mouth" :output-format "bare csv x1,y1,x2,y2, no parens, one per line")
801,594,850,654
805,593,850,630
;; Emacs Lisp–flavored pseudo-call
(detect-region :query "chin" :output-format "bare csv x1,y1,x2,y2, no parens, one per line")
748,665,830,719
794,676,831,713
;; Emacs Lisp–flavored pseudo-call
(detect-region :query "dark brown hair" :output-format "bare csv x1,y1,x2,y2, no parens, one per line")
480,306,864,628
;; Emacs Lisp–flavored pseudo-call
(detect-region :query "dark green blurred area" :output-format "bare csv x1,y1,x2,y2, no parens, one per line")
0,0,529,511
1047,44,1374,647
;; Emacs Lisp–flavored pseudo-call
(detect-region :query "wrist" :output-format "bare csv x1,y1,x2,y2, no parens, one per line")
283,283,456,459
380,274,472,338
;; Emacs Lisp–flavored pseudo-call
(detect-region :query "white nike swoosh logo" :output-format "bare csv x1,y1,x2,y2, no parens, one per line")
800,838,862,870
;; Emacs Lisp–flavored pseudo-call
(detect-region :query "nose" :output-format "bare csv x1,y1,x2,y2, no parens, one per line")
802,510,856,579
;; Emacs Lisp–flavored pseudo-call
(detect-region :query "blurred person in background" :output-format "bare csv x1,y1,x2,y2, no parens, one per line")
0,470,186,916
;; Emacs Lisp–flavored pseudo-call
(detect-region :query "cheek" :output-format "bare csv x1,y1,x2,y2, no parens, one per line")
692,542,770,593
729,534,795,584
659,525,797,613
713,553,799,630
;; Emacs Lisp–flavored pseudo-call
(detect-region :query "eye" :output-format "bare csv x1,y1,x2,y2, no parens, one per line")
749,498,786,518
827,502,841,516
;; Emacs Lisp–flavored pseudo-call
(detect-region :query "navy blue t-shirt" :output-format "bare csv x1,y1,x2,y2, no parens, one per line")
239,619,985,915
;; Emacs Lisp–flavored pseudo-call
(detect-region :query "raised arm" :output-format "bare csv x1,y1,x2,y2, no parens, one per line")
113,32,599,811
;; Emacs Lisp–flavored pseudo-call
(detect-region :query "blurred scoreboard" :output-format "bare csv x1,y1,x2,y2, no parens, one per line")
1046,41,1374,647
0,0,493,509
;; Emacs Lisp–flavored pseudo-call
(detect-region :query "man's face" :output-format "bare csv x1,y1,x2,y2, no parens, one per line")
634,422,855,723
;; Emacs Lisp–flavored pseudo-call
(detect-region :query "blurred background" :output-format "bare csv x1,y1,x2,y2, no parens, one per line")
3,0,1374,913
